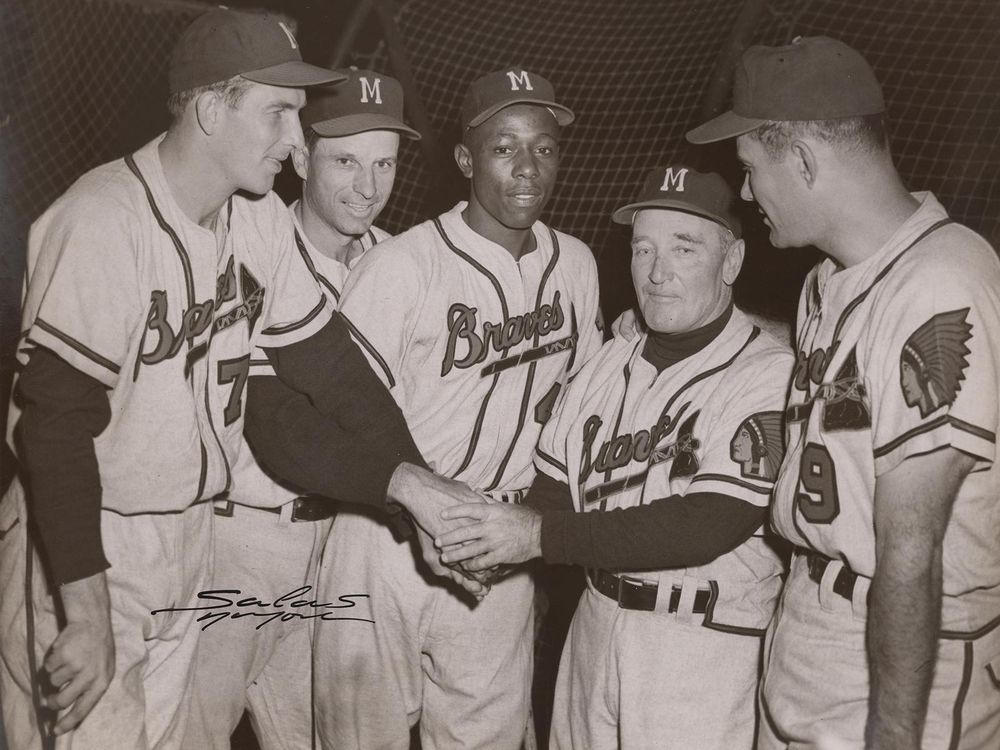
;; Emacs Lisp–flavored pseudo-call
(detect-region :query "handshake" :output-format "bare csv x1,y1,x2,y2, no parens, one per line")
387,463,543,600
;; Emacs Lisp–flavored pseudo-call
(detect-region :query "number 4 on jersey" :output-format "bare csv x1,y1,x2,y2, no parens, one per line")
797,442,840,523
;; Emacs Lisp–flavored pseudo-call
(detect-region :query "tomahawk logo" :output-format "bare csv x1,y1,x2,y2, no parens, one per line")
360,76,382,104
506,70,533,91
660,167,688,192
277,21,298,50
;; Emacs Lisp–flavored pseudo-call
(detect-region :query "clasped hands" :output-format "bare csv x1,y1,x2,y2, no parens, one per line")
389,464,541,600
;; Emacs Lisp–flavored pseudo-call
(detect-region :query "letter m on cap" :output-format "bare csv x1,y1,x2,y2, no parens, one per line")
360,77,382,104
660,167,688,192
506,70,533,91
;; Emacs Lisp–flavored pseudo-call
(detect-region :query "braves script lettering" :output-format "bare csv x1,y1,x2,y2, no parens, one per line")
441,291,565,376
581,402,693,481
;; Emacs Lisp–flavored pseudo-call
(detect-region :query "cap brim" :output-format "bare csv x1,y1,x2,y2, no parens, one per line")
685,110,765,144
243,61,346,88
468,100,575,129
611,200,739,237
309,113,421,141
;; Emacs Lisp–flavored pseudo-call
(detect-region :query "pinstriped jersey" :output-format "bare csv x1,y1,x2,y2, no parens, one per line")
10,134,332,514
771,193,1000,631
233,203,391,507
535,309,793,632
337,201,603,493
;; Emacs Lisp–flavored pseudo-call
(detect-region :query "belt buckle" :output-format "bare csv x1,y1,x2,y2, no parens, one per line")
618,574,655,607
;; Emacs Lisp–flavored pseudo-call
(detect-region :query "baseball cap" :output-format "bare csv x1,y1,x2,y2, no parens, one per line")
612,166,742,238
461,68,574,130
686,36,885,144
168,8,345,94
302,67,421,140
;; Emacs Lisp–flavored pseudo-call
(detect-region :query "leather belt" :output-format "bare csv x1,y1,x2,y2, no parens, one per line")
484,488,527,504
588,569,711,614
213,495,335,523
806,552,862,602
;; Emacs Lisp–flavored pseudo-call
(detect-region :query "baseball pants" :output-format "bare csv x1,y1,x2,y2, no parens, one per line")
183,501,333,750
550,584,763,749
759,553,1000,749
312,507,534,750
0,481,212,750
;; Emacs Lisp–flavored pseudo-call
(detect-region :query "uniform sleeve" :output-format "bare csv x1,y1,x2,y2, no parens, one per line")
337,241,422,390
865,248,1000,475
569,239,605,376
20,198,143,387
684,346,794,506
256,199,334,349
533,362,587,483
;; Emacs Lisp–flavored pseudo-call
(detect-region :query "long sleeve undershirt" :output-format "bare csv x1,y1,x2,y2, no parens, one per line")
528,303,765,571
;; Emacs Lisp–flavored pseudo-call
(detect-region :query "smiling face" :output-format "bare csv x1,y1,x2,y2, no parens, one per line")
456,103,560,242
736,133,812,249
299,129,400,242
630,209,743,334
215,81,306,195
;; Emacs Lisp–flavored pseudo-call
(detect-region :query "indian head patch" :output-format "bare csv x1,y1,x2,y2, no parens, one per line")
730,410,785,481
899,308,972,418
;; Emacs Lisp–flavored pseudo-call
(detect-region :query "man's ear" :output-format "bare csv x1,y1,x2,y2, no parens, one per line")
790,139,818,189
454,142,474,179
723,237,745,286
292,145,309,182
194,90,222,136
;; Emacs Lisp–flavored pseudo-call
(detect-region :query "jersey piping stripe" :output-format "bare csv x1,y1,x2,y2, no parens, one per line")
340,313,395,388
829,218,954,345
700,581,767,637
34,318,121,375
433,217,511,332
656,327,761,424
947,642,974,750
453,374,500,478
124,153,195,309
536,447,568,475
873,415,995,458
688,473,772,495
294,228,344,302
941,610,1000,640
485,228,563,491
261,296,327,336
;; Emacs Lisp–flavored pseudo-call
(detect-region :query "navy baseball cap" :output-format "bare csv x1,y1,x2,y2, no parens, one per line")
302,67,421,140
169,8,344,94
686,36,885,144
612,166,742,238
461,68,574,130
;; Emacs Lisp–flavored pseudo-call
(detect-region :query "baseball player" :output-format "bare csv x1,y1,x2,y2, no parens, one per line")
183,67,421,750
687,36,1000,749
0,10,478,749
437,166,794,749
298,68,603,749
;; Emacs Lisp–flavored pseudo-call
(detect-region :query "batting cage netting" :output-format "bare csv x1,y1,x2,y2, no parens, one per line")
3,0,999,390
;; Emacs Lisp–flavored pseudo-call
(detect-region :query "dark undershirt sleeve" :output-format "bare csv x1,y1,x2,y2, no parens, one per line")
250,313,426,516
524,471,575,513
538,490,766,571
14,347,112,585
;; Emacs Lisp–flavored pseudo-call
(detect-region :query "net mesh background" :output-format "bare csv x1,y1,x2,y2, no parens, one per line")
3,0,999,347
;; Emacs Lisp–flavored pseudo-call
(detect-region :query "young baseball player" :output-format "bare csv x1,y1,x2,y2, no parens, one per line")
183,67,421,750
0,10,479,749
687,36,1000,750
437,167,794,749
300,68,604,749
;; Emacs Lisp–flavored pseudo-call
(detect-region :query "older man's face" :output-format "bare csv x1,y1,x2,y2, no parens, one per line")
630,210,739,334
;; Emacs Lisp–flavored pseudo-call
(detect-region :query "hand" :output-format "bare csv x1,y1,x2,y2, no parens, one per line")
43,572,115,735
435,503,542,570
611,308,640,341
414,526,490,601
387,463,486,539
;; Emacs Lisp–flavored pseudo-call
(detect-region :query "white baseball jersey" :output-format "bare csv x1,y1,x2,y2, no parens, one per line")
535,308,792,632
9,134,333,514
771,192,1000,632
338,201,603,493
232,201,390,507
